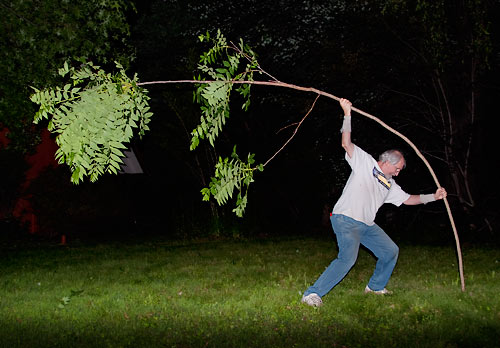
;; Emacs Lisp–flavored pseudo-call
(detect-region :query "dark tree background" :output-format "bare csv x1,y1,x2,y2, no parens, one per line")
2,0,499,245
0,0,136,240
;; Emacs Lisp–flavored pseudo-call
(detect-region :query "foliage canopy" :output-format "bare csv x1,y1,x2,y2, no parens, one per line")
31,31,264,216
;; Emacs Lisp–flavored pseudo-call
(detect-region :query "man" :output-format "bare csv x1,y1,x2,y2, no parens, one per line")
301,98,447,307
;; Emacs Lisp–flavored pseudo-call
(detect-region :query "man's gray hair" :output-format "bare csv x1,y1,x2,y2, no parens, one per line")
379,149,406,168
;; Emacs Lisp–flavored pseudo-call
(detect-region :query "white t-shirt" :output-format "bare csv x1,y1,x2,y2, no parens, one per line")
332,145,410,225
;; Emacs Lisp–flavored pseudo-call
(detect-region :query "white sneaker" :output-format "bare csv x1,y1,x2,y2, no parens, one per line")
364,285,393,295
301,293,323,307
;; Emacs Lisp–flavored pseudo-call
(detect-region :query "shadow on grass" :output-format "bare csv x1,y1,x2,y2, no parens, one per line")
1,310,498,348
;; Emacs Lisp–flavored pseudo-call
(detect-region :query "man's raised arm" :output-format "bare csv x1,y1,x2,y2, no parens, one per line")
340,98,354,158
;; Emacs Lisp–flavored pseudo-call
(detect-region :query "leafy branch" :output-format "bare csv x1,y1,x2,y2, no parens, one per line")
190,30,259,151
138,31,330,217
201,146,263,217
30,61,152,184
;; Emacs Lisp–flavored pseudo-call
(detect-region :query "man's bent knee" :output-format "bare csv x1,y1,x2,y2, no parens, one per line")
336,253,358,269
388,244,399,260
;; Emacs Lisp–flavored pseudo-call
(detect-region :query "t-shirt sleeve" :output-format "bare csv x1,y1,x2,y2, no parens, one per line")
345,145,371,171
385,182,411,206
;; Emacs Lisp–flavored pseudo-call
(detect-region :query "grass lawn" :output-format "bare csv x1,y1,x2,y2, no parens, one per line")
1,236,499,347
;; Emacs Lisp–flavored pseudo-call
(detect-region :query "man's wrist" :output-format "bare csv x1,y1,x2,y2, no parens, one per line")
420,194,436,204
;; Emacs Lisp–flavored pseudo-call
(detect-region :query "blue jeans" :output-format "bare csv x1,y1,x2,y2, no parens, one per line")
304,214,399,297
